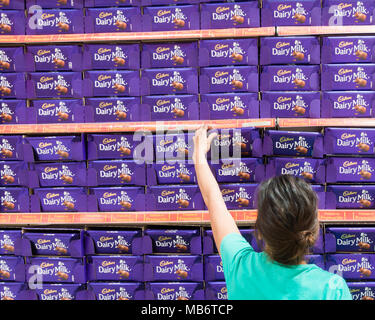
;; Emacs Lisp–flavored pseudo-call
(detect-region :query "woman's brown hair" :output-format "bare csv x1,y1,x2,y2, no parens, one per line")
255,175,320,266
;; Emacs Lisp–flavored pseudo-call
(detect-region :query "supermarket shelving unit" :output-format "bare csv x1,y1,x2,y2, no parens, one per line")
2,27,375,225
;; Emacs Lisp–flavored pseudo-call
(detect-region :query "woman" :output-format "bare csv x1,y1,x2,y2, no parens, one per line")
192,125,351,300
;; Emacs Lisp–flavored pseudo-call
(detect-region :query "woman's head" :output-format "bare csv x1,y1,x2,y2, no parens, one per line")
255,175,319,266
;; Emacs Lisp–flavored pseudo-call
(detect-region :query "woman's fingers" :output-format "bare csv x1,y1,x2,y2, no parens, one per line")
206,132,218,153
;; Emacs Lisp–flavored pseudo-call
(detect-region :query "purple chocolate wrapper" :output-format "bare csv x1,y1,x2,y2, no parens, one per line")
199,38,258,67
145,282,204,300
25,257,86,283
265,157,326,183
140,68,198,95
146,185,205,211
261,0,321,26
0,230,21,255
142,95,199,121
83,44,140,70
200,66,258,93
87,255,144,281
86,0,141,6
26,9,84,35
27,0,83,8
321,91,375,118
205,282,228,300
150,132,194,162
210,158,265,183
325,254,375,280
348,282,375,300
322,0,375,26
321,64,375,91
87,282,144,300
30,162,87,187
218,183,257,210
85,7,142,33
311,185,326,209
29,99,85,124
260,92,321,118
263,130,324,158
203,228,260,254
146,161,197,185
0,256,25,282
305,254,325,269
326,157,375,183
31,187,91,212
210,128,263,159
32,284,87,300
204,255,224,281
0,187,30,213
312,232,325,254
23,135,86,161
88,160,146,186
326,185,375,209
260,65,320,91
20,228,84,257
142,0,199,5
142,42,198,68
85,229,143,255
26,45,83,72
322,36,375,63
200,2,260,29
0,282,33,300
260,37,320,65
85,97,144,123
142,5,200,31
27,72,82,98
324,127,375,155
0,100,28,124
325,227,375,253
143,228,201,254
83,70,140,97
0,135,24,160
200,93,259,119
0,73,26,99
87,133,148,160
144,255,203,281
0,0,24,9
90,187,146,212
0,10,25,35
0,47,29,72
0,161,30,187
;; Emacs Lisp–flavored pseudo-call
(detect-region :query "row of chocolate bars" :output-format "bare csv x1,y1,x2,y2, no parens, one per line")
0,226,374,300
1,0,374,35
0,127,375,212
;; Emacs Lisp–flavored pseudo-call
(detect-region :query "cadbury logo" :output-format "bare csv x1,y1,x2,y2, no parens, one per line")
157,9,171,17
338,68,353,75
277,96,291,103
214,44,229,51
280,137,294,143
44,167,58,173
40,76,53,83
37,49,51,56
277,4,292,11
343,191,357,196
342,258,356,265
161,165,175,171
221,163,234,169
102,261,115,267
98,102,113,108
38,142,53,148
341,234,356,239
337,96,352,102
216,98,230,104
277,70,291,76
102,138,116,144
43,289,57,295
161,288,175,294
216,7,230,13
158,236,172,241
156,47,170,54
285,162,299,169
103,165,117,171
99,236,114,242
40,262,54,268
41,103,56,109
275,41,290,49
46,193,59,199
341,133,356,139
338,3,353,10
97,48,111,54
37,239,51,244
161,190,175,196
221,287,227,294
343,161,357,167
156,99,170,106
338,41,353,48
98,75,112,81
41,13,55,19
155,73,169,79
159,139,173,146
102,288,115,294
215,71,228,78
99,12,113,18
160,260,173,267
222,189,235,195
103,192,116,198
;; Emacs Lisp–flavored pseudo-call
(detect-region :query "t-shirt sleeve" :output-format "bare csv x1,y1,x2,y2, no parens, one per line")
336,277,353,300
326,274,353,300
220,232,254,274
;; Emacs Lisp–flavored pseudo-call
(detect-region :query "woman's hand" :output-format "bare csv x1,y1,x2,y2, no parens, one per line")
192,124,218,165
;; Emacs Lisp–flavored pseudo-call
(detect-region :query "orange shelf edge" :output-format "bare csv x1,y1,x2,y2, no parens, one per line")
1,210,375,225
277,118,375,128
277,25,375,36
0,28,275,44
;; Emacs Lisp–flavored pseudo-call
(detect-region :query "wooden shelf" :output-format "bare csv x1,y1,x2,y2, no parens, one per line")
277,25,375,36
0,119,276,134
0,210,374,225
0,28,275,44
277,118,375,128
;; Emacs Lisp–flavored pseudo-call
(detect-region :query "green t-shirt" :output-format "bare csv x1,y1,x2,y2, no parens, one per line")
220,233,352,300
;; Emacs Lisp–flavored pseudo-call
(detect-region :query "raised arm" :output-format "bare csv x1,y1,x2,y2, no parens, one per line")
192,125,240,254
